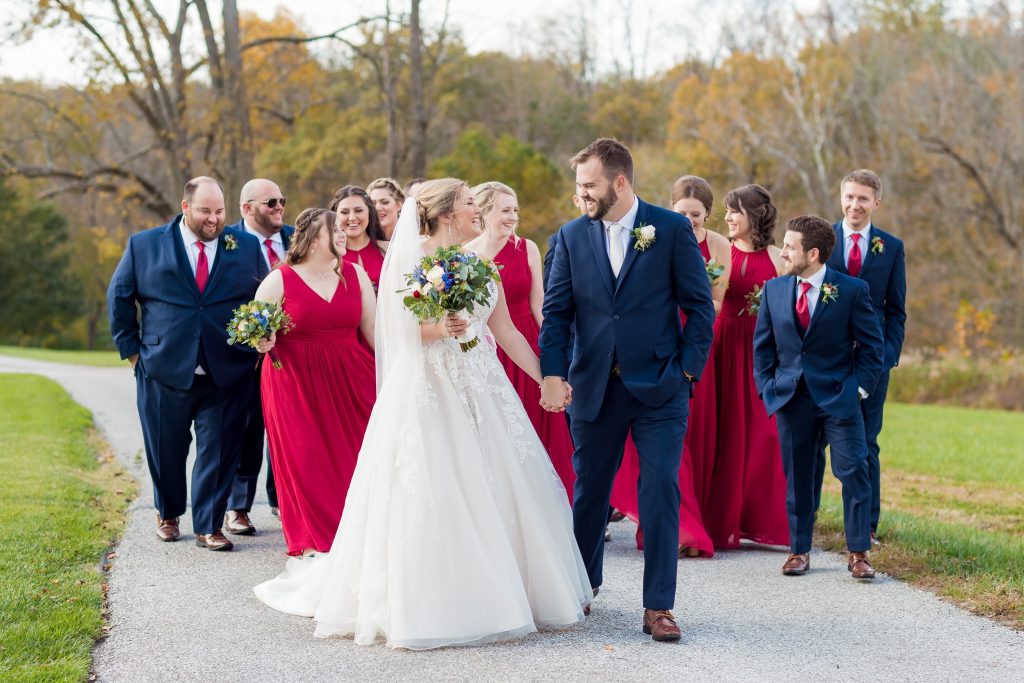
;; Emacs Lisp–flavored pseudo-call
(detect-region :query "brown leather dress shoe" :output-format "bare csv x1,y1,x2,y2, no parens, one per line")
156,514,180,542
848,551,875,579
643,609,681,642
195,530,234,551
224,510,256,535
782,552,810,575
609,509,626,523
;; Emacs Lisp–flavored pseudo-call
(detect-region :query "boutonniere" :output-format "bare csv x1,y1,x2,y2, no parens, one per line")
224,234,238,251
870,236,885,254
821,282,839,304
632,224,656,251
742,283,764,316
705,258,725,287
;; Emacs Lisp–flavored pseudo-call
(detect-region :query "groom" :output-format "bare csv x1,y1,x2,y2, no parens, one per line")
539,138,714,641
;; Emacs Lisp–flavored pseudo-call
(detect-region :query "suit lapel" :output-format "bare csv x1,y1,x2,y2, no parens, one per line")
165,219,200,297
804,268,835,337
587,219,615,296
829,224,848,275
613,200,644,293
857,225,876,276
781,275,802,337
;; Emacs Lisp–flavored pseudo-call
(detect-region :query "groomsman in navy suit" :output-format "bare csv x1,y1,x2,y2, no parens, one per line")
814,170,907,545
223,178,294,535
540,138,714,640
753,215,884,579
108,177,268,551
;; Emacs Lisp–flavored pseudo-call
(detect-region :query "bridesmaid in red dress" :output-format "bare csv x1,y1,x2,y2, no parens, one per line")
255,208,377,556
465,182,577,500
330,185,388,292
608,177,730,558
703,184,790,549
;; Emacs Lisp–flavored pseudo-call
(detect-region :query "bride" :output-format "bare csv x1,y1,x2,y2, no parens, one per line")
254,178,592,649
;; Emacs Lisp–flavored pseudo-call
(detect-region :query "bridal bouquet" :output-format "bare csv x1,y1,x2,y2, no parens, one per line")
226,300,294,368
402,246,501,352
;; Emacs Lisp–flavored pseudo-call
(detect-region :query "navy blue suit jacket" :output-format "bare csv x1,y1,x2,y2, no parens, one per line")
753,268,884,420
539,198,715,422
107,216,269,390
827,222,906,369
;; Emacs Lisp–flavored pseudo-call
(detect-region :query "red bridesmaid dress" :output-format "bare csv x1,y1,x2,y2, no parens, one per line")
261,262,376,555
703,244,789,548
343,241,385,291
493,237,577,501
608,238,717,557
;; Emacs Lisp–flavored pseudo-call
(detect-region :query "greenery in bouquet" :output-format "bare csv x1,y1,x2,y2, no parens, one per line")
742,283,764,316
226,299,294,368
706,258,725,287
402,245,501,351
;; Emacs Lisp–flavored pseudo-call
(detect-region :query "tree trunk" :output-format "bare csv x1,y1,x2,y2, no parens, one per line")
220,0,254,206
382,1,399,177
409,0,427,177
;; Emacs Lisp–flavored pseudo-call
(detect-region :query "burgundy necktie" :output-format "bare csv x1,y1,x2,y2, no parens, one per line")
848,233,863,277
195,242,209,293
796,281,812,331
264,238,280,267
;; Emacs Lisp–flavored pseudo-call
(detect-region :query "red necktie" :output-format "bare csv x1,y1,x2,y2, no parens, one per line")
796,281,812,331
195,242,209,293
848,233,863,277
264,238,280,267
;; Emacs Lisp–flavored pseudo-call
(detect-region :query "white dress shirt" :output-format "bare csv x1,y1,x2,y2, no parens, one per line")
244,221,285,269
841,220,871,269
795,264,827,318
602,196,639,272
178,218,218,275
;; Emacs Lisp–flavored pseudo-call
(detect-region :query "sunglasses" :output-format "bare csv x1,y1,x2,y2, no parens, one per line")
249,197,286,209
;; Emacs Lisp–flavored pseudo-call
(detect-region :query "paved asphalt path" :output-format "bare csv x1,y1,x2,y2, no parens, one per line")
3,354,1023,682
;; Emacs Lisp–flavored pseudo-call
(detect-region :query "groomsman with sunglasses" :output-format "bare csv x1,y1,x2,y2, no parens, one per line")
223,179,295,536
813,170,907,546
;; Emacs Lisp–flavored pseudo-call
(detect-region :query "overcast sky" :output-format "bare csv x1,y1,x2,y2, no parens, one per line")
0,0,779,84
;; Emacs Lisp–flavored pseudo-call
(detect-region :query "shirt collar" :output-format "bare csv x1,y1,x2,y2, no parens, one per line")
799,264,827,289
841,219,871,242
602,196,640,232
178,217,217,248
243,220,282,244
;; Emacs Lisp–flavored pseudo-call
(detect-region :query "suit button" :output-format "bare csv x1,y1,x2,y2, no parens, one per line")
613,315,620,320
793,378,799,383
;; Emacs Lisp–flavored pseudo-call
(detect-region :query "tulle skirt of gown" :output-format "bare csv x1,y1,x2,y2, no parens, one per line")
254,335,592,649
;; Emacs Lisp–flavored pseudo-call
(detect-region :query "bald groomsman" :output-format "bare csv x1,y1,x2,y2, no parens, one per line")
108,177,267,551
224,179,294,535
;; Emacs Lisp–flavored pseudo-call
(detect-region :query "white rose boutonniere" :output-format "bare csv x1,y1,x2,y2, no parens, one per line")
224,234,238,251
633,224,656,251
821,282,839,304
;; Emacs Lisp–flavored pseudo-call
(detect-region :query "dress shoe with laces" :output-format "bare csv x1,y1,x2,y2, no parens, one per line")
195,530,234,551
782,552,810,575
156,514,180,542
642,609,681,642
224,510,256,535
848,551,875,579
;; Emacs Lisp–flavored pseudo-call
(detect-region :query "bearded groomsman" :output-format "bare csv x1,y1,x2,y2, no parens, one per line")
108,177,268,550
753,215,884,579
813,170,907,545
223,179,294,535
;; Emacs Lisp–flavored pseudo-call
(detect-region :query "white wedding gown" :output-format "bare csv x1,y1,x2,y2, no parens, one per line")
254,279,592,649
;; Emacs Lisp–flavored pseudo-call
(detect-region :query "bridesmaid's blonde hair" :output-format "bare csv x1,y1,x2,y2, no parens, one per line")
472,181,518,234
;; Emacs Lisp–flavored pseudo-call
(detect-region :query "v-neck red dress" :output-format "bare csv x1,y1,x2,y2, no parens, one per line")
261,263,376,555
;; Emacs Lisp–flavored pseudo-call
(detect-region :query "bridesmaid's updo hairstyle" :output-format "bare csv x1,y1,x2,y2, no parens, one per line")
472,181,518,233
328,185,387,254
414,178,468,236
724,184,777,251
671,175,714,216
366,177,406,205
286,208,342,277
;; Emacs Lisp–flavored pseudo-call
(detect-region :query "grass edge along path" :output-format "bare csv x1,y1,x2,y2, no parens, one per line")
0,374,136,682
0,346,124,368
815,495,1024,630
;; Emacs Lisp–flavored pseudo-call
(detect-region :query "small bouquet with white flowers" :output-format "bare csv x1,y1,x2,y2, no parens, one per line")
706,258,725,287
402,245,502,352
226,300,294,368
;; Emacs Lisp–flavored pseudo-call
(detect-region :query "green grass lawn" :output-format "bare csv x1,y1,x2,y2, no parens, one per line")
0,375,135,682
817,401,1024,629
0,346,124,368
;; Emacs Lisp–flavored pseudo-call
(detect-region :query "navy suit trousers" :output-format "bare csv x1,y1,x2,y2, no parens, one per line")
135,367,249,534
227,371,278,511
813,369,890,532
777,380,871,555
570,376,689,609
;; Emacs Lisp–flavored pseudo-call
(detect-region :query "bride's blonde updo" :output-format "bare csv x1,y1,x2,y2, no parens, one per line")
414,178,467,236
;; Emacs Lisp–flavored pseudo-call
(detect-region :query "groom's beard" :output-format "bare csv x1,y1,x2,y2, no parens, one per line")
586,187,618,220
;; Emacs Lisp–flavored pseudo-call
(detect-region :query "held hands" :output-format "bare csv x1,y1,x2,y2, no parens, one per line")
256,330,277,354
540,376,573,413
